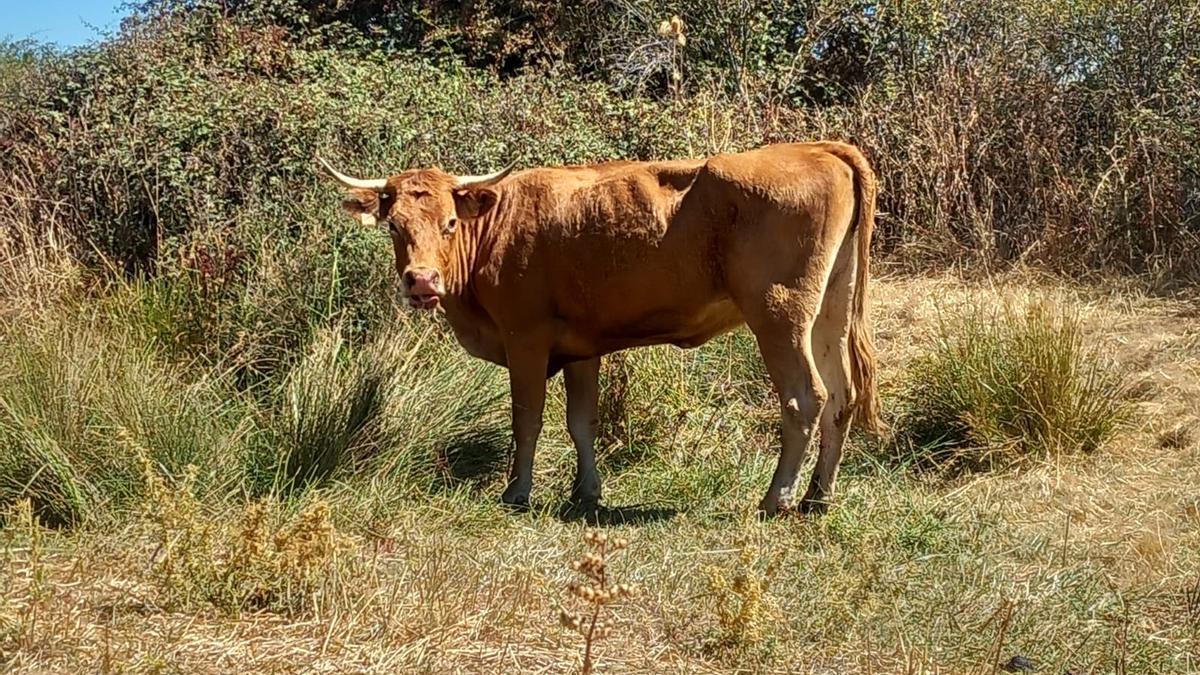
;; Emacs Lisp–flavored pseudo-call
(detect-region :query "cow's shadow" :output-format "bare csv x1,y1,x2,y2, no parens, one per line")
432,428,509,488
430,429,679,526
555,501,677,526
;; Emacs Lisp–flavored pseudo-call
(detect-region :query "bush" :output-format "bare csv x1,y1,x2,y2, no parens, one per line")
129,208,397,384
894,297,1131,469
5,0,1199,285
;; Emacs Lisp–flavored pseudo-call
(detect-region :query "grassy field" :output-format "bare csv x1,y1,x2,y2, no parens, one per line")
2,273,1196,674
2,3,1198,670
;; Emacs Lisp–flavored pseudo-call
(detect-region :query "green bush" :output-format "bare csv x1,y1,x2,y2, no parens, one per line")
894,298,1132,469
128,203,397,384
5,0,1198,283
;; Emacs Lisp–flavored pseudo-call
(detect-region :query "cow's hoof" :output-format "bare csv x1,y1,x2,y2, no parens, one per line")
500,490,531,513
570,497,602,515
569,486,602,511
799,497,830,516
757,497,781,519
570,472,602,506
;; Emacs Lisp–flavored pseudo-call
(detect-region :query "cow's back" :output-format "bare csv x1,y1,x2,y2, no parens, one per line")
510,160,737,351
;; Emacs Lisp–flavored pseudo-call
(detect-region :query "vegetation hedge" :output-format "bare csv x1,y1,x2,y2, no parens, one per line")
2,0,1197,284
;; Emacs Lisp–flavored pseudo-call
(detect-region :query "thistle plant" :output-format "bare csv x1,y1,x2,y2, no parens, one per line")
559,530,638,674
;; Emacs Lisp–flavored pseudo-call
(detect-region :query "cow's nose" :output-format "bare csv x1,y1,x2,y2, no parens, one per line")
403,268,440,289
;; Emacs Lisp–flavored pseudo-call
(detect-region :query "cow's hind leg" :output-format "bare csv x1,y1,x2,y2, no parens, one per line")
564,357,602,507
802,251,857,514
741,287,828,516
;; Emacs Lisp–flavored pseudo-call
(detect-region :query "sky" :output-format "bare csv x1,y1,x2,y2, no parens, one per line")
2,1,128,47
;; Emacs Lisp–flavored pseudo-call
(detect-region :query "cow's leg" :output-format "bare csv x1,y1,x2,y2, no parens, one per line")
802,255,857,514
501,347,549,510
741,288,828,516
564,357,602,507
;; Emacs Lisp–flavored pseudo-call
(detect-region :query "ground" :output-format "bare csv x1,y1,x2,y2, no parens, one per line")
2,274,1198,674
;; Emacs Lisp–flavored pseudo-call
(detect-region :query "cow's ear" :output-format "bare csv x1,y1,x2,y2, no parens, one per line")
340,189,381,227
452,187,498,219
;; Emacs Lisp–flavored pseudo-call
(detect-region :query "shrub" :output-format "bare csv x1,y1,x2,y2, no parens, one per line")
6,0,1199,285
704,536,782,655
895,297,1131,468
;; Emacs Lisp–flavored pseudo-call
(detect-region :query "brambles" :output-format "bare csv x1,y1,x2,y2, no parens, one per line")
559,530,638,674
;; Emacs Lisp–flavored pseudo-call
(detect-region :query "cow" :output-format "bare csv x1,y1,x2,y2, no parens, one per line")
319,142,884,516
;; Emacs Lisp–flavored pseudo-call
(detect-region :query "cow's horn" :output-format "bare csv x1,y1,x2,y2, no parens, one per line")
456,162,516,189
317,156,389,191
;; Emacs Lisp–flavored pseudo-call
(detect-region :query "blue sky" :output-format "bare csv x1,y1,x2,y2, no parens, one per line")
3,1,128,46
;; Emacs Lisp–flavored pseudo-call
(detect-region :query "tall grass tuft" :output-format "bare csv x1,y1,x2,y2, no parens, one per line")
896,297,1131,468
269,326,395,493
256,318,509,497
0,314,247,525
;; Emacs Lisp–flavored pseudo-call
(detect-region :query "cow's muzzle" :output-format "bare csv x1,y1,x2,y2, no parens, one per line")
402,268,443,310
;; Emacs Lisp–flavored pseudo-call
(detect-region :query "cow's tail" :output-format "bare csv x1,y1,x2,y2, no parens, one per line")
827,143,886,436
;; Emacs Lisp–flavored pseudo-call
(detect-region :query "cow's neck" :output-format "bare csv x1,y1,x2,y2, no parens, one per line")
436,197,507,365
442,187,509,300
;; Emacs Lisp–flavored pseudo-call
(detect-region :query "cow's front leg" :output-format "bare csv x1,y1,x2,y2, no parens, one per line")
501,346,549,510
564,358,602,507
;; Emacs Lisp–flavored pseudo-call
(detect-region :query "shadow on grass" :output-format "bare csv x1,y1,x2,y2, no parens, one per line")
432,428,509,488
555,501,678,526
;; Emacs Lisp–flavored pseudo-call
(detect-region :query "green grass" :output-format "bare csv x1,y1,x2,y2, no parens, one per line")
892,297,1133,470
0,311,249,526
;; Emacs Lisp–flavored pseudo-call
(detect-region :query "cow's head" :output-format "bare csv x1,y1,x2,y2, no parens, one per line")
318,157,514,310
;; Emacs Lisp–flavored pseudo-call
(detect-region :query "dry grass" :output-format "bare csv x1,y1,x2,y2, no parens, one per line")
1,274,1198,673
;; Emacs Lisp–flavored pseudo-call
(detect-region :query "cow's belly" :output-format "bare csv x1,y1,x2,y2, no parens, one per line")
555,298,744,357
665,299,745,348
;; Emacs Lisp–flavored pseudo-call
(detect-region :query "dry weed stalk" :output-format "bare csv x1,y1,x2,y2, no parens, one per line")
559,530,638,674
139,456,348,614
2,499,49,652
705,539,781,653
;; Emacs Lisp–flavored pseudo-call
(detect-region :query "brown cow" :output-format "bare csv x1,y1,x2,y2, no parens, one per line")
320,142,883,515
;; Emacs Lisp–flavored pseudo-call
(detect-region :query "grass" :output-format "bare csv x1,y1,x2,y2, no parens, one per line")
894,296,1133,470
0,274,1197,673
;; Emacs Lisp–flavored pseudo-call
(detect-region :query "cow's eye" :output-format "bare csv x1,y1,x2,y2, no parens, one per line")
444,218,458,235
